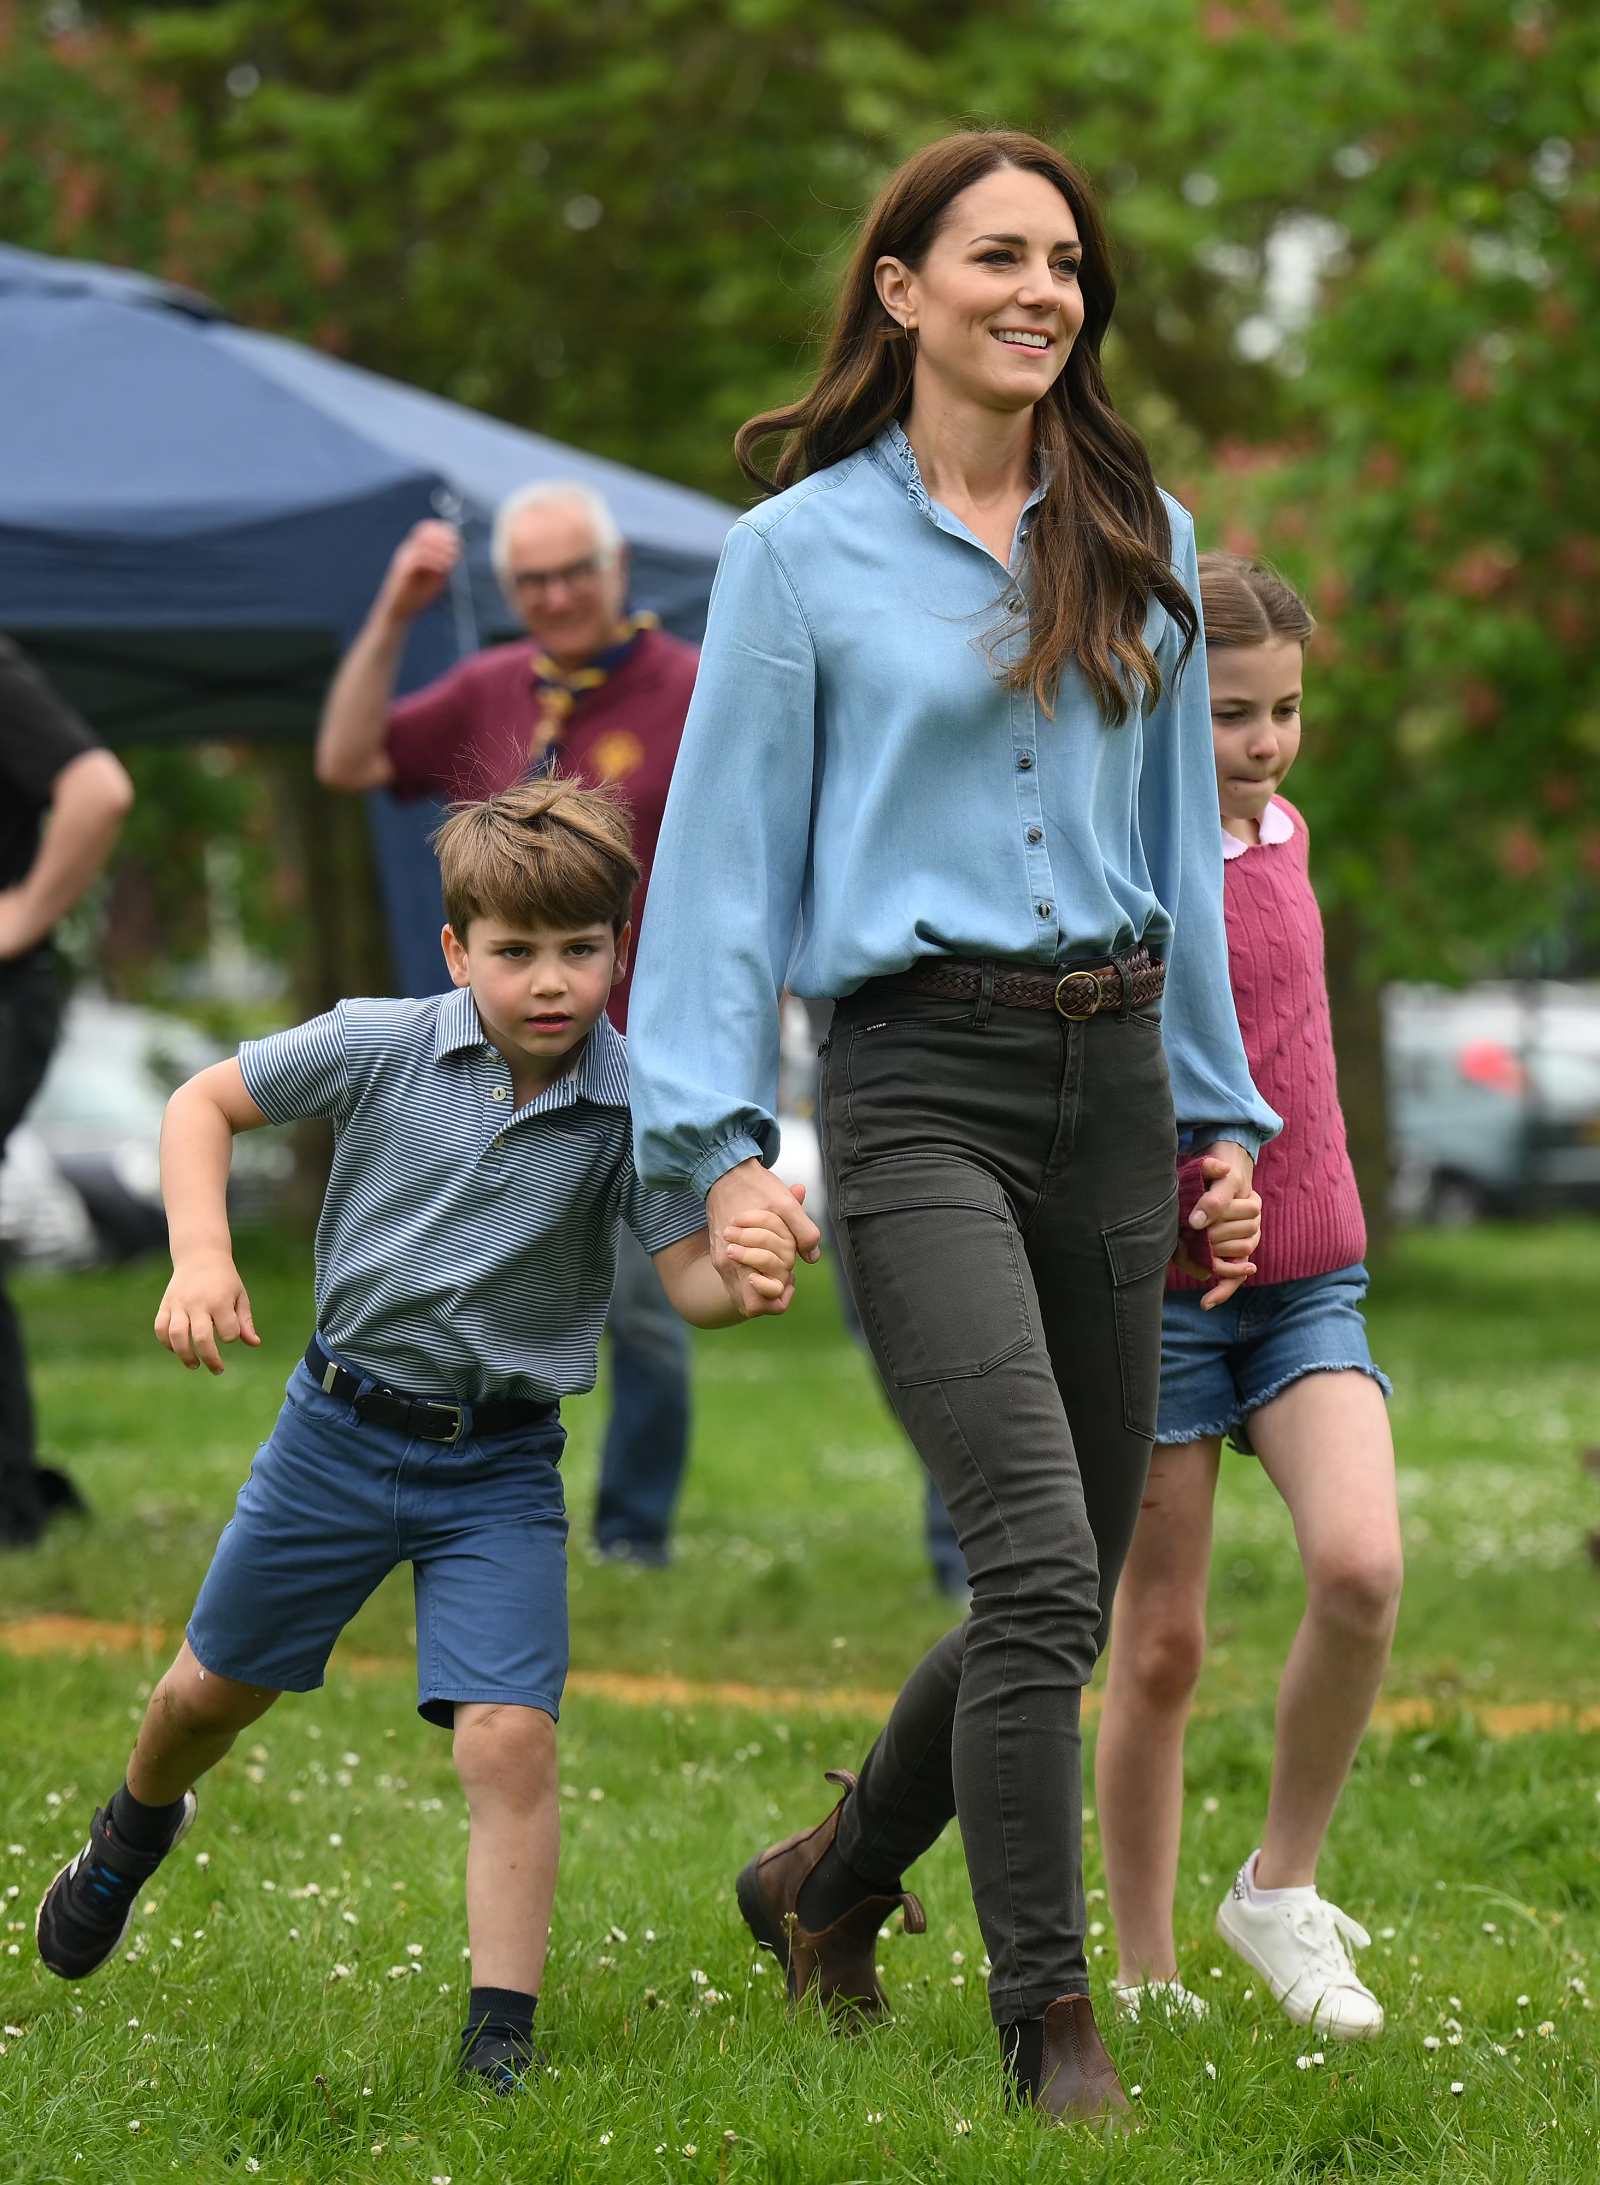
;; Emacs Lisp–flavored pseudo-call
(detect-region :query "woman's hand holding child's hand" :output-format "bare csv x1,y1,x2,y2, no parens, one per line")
155,1251,262,1374
705,1160,822,1320
1186,1145,1262,1311
722,1206,802,1316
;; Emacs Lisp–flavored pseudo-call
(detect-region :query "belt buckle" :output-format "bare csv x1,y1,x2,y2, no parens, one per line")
416,1401,465,1445
1053,969,1101,1021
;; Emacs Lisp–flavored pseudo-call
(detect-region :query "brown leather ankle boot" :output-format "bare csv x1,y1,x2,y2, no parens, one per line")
1012,1994,1133,2127
735,1768,925,2027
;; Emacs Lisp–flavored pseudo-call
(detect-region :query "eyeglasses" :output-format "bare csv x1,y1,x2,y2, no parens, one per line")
510,553,613,595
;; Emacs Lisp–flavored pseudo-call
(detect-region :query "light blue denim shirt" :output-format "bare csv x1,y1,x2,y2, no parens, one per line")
630,423,1281,1197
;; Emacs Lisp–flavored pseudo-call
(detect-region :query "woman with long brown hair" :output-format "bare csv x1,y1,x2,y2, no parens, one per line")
629,130,1276,2121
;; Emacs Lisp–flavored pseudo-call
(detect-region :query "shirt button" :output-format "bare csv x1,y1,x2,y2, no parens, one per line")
1017,752,1035,771
490,1086,508,1102
1006,593,1025,614
1036,901,1054,920
1026,825,1043,844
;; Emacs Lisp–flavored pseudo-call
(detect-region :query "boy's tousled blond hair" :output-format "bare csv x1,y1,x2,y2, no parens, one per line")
432,778,639,940
1197,551,1316,651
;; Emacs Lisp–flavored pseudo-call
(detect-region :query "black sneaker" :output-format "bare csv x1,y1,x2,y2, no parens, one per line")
458,2033,541,2096
36,1791,197,1979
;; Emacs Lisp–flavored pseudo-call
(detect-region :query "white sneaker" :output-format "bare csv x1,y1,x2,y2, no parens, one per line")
1113,1977,1209,2024
1215,1856,1384,2039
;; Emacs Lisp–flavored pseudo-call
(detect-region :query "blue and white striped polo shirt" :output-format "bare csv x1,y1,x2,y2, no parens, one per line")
238,987,706,1405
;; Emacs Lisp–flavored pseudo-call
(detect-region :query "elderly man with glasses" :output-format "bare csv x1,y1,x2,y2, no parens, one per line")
315,481,700,1568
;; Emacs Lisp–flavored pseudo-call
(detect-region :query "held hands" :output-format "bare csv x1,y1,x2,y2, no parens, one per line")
722,1207,803,1316
1179,1144,1262,1311
155,1251,262,1374
378,519,461,627
707,1157,823,1319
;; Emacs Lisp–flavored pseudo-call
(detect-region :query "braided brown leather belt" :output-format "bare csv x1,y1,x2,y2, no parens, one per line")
871,946,1164,1020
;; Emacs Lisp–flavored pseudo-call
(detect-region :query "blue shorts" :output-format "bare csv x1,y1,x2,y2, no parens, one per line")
187,1355,569,1727
1156,1262,1391,1455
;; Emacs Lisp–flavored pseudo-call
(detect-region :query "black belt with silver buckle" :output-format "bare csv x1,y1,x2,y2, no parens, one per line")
304,1338,555,1445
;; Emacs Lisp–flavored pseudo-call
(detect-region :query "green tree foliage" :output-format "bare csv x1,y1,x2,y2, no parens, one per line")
1197,2,1600,980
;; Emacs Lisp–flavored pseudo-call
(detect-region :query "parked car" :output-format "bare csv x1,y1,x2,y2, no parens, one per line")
1387,981,1600,1223
0,1123,98,1269
0,995,292,1266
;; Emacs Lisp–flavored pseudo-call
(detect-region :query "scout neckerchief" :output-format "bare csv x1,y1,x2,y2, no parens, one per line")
526,610,660,775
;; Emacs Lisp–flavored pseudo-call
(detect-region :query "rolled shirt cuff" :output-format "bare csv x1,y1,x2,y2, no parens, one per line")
1204,1126,1270,1162
688,1132,769,1200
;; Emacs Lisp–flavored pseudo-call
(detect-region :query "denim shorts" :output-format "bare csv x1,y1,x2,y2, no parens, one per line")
187,1353,569,1726
1155,1262,1391,1455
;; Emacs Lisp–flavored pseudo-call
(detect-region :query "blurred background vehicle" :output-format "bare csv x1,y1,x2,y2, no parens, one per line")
774,995,825,1223
1387,982,1600,1226
0,997,291,1268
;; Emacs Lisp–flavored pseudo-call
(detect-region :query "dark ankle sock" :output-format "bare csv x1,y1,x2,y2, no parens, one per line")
1001,2017,1045,2099
796,1840,899,1933
107,1782,188,1857
460,1986,537,2059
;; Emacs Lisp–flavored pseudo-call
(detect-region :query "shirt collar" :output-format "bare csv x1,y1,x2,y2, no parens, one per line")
1221,797,1296,861
568,1011,631,1108
869,420,1051,526
433,983,485,1059
431,985,631,1110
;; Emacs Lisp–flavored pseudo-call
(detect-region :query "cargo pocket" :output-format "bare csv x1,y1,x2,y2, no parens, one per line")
835,1158,1032,1389
1102,1187,1181,1438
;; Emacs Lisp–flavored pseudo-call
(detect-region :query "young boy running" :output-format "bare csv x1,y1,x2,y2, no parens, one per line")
35,779,797,2089
1095,557,1402,2041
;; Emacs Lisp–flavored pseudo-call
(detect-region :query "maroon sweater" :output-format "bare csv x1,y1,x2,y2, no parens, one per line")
383,626,699,1030
1172,795,1366,1289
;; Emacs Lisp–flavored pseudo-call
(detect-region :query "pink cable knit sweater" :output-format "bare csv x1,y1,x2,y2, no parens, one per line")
1171,795,1366,1289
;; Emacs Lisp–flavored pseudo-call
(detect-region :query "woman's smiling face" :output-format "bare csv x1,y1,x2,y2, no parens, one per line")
874,166,1086,418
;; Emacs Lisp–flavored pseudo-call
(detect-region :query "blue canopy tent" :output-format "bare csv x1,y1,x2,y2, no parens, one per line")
0,241,734,993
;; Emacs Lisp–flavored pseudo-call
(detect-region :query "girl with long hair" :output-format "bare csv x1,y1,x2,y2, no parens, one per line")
629,130,1277,2122
1095,556,1400,2041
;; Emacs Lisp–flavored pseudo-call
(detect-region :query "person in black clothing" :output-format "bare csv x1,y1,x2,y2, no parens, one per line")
0,637,133,1544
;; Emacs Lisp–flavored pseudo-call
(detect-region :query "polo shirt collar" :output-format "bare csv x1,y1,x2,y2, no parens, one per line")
433,983,484,1060
430,984,630,1109
570,1012,631,1108
1221,797,1295,861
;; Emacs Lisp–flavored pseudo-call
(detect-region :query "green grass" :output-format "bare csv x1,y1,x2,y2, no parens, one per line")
4,1224,1600,2179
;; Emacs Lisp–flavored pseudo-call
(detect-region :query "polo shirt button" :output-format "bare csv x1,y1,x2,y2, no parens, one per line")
491,1086,508,1102
1017,752,1034,771
1026,825,1043,844
1036,902,1053,920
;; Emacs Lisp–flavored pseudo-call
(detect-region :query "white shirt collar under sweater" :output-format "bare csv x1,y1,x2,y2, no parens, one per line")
1221,796,1295,861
